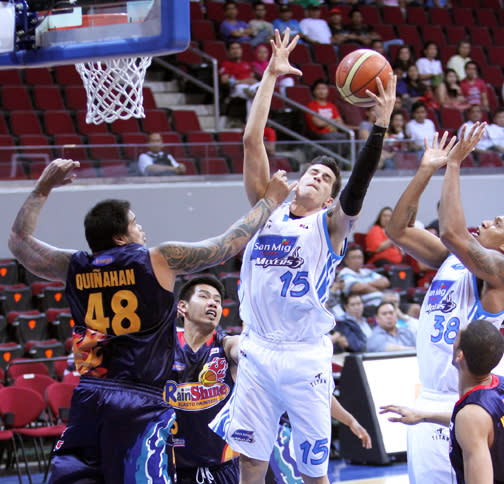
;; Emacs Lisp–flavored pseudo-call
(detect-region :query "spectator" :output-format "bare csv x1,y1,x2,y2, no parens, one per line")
416,41,443,90
219,41,260,115
487,108,504,155
327,8,347,48
380,110,407,170
366,206,404,267
436,68,470,111
358,106,376,143
370,39,386,57
343,8,381,47
272,4,304,41
459,61,489,111
396,64,429,114
366,302,416,352
331,293,373,354
392,45,416,80
249,1,274,47
406,101,436,162
299,4,332,45
305,78,351,160
338,245,390,317
137,132,186,176
219,1,253,44
252,43,294,96
447,40,472,82
458,105,497,161
381,289,419,335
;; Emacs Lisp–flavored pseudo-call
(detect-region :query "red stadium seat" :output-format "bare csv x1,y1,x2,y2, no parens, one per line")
64,86,87,111
290,43,312,66
44,111,76,136
177,158,199,175
382,6,404,24
109,118,140,135
421,26,446,46
406,6,428,25
440,108,465,132
453,8,475,27
172,110,201,133
202,41,228,64
186,131,220,159
0,69,23,85
396,26,421,48
191,19,217,42
469,27,492,48
87,134,122,162
160,132,187,159
445,26,467,46
1,86,32,110
476,9,498,28
19,134,53,161
54,65,82,85
429,8,452,26
25,67,54,85
9,111,43,136
33,86,66,110
200,157,230,175
141,110,172,133
76,111,108,135
121,133,148,161
301,64,327,87
53,134,89,161
359,5,382,25
286,85,312,106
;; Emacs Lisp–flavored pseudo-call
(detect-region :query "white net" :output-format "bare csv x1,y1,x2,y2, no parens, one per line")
75,56,152,125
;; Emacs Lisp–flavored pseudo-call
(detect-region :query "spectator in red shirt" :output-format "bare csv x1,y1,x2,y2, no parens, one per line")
460,61,489,111
305,79,350,160
366,206,403,267
219,41,260,116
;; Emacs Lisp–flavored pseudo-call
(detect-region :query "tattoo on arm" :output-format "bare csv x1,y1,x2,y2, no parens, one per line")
466,240,504,285
159,198,276,273
12,192,45,236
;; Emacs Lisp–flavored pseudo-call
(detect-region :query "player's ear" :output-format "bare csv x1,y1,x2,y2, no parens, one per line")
113,233,129,246
177,300,187,318
322,196,334,209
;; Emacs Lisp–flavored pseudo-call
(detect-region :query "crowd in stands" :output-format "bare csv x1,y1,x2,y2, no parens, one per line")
1,0,504,180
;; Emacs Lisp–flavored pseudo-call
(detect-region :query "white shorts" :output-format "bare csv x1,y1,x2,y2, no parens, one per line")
407,390,458,484
210,330,333,478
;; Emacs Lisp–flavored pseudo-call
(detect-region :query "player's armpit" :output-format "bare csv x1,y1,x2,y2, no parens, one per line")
326,202,357,255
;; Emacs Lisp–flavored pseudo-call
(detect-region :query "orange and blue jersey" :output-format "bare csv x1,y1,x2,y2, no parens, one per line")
166,328,237,470
450,374,504,484
66,243,177,388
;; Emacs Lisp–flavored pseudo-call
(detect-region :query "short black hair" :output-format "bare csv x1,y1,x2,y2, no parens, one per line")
459,320,504,375
376,301,395,315
411,101,427,114
341,292,363,307
311,78,329,94
344,243,363,259
301,155,341,199
84,199,130,253
178,275,225,303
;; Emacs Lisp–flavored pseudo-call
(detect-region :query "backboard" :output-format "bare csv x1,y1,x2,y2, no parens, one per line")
0,0,190,69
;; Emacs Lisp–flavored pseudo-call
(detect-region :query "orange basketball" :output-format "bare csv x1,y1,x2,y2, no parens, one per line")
335,49,392,107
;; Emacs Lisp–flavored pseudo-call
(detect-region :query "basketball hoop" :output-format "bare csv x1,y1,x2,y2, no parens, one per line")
76,56,152,125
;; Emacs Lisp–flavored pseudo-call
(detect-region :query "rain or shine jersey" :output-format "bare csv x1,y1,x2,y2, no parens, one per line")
417,254,504,393
239,202,344,342
450,374,504,484
165,329,236,469
66,244,177,388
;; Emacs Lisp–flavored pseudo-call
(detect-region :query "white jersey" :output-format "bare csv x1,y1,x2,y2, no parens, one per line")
239,202,345,342
417,254,504,393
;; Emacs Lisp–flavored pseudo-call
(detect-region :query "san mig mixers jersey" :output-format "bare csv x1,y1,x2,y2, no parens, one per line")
66,243,177,388
450,374,504,484
417,254,504,394
239,202,345,342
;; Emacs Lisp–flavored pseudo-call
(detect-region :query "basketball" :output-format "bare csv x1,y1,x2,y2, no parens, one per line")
335,49,392,107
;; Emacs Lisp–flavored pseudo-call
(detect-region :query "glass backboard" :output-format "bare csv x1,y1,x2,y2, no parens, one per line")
0,0,190,68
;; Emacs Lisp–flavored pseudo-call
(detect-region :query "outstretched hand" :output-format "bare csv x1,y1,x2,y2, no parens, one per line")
35,159,80,196
267,28,302,79
264,170,298,206
419,131,457,172
447,122,487,166
349,420,372,449
365,72,396,127
379,405,424,425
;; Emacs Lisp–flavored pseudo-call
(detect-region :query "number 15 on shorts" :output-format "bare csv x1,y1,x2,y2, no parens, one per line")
300,438,329,465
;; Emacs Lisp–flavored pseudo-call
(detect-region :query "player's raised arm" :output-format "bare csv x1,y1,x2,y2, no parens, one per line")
8,159,79,281
439,122,504,288
152,170,297,278
243,28,301,206
327,73,396,248
386,133,454,269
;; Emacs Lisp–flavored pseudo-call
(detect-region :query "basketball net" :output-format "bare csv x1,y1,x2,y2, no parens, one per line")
76,56,152,125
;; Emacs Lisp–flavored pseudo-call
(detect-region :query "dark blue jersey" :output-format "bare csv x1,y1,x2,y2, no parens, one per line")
450,374,504,484
66,244,177,388
165,328,237,469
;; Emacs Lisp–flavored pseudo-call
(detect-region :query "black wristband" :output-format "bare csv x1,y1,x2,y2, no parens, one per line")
339,124,386,216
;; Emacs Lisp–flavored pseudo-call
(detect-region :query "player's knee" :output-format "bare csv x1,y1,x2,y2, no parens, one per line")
239,454,269,484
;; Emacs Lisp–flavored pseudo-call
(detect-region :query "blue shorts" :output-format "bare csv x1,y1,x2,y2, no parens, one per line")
176,458,239,484
48,377,176,484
